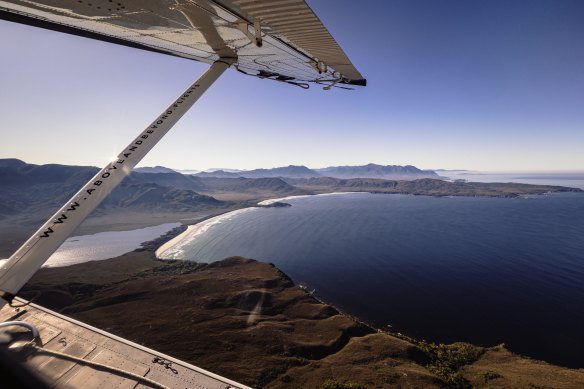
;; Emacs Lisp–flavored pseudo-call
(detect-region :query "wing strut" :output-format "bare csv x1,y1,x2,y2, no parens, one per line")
0,58,235,307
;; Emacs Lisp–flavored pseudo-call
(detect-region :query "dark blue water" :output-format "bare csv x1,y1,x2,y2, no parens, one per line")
165,192,584,368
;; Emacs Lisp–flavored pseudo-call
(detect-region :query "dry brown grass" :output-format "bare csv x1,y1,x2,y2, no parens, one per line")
21,254,584,388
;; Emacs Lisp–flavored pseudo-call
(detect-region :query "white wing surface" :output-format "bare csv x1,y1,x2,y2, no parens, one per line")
0,0,365,88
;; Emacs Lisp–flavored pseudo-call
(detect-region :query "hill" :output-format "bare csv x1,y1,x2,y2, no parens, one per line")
134,166,178,174
21,250,584,389
287,177,582,197
188,176,307,201
316,163,440,179
194,170,242,178
0,158,28,169
0,161,306,218
0,161,226,217
0,160,307,254
239,165,321,179
0,161,233,254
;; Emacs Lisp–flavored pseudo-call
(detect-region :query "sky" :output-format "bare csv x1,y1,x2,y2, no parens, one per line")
0,0,583,172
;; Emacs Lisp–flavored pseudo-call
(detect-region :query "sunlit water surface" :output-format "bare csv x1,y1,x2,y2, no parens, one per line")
43,222,180,267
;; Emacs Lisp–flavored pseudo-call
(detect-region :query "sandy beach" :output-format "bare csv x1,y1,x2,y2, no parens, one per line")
157,192,358,259
156,208,257,259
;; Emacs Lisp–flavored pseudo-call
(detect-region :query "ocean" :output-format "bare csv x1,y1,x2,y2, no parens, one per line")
158,191,584,368
440,170,584,189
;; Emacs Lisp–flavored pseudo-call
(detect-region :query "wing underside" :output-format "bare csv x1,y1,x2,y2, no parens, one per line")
0,0,365,88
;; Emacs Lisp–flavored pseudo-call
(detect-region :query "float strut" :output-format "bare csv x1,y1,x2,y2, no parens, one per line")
0,58,235,307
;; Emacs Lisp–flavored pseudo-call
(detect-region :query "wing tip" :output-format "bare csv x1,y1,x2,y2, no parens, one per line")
346,78,367,87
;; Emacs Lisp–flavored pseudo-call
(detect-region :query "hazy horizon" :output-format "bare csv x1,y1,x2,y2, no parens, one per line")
4,157,584,175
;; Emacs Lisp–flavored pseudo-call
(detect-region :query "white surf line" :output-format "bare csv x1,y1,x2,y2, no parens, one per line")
156,192,363,260
257,191,359,206
155,208,256,259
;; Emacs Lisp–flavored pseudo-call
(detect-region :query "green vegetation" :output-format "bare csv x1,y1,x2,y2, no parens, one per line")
257,355,310,387
321,378,365,389
482,370,503,382
415,341,485,388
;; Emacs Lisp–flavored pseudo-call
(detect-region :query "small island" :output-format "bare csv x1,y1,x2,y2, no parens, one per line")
258,201,293,208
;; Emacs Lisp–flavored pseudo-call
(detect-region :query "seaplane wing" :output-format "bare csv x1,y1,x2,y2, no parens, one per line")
0,1,365,388
0,0,365,88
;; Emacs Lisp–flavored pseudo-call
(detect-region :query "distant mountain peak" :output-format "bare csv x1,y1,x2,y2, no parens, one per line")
315,164,439,180
195,163,439,180
204,168,242,173
195,170,242,178
236,165,321,179
4,159,440,181
0,158,28,168
134,166,177,174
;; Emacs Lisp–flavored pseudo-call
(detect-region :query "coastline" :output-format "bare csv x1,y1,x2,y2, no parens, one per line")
20,235,584,388
156,191,357,259
154,189,584,263
155,208,257,259
2,179,579,259
7,189,582,270
257,191,358,206
146,190,584,371
7,186,584,384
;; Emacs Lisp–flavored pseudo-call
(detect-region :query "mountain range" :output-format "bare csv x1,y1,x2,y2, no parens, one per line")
190,163,440,180
0,159,451,233
315,164,439,179
0,159,304,225
134,166,178,174
0,158,579,248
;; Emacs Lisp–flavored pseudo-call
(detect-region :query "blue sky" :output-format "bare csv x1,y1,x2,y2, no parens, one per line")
0,0,583,171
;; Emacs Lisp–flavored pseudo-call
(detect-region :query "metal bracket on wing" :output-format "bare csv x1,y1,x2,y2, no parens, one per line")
176,0,237,59
323,72,346,91
236,19,262,47
235,67,309,89
315,60,328,74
